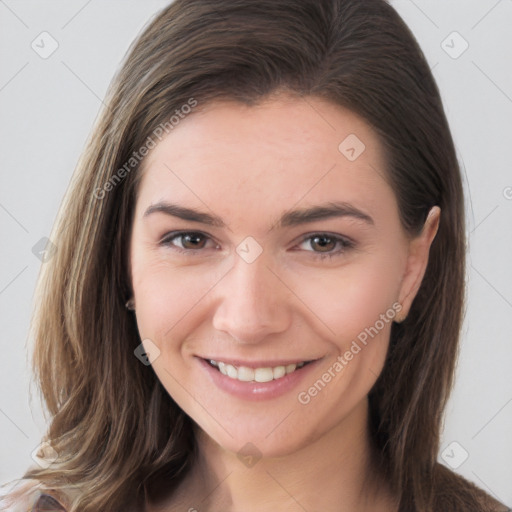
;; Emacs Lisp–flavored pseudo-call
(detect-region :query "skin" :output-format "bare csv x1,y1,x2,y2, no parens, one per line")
129,94,440,512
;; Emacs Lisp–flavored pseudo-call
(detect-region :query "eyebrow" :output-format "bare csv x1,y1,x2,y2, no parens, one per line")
143,200,374,230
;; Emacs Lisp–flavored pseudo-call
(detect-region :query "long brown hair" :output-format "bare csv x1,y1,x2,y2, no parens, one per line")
1,1,507,510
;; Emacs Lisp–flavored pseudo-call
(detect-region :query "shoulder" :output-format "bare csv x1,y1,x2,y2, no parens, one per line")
479,494,512,512
432,463,510,512
0,480,68,512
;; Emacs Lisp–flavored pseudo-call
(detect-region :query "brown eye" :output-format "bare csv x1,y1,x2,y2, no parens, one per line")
309,235,337,252
297,233,355,261
179,233,207,249
160,231,214,253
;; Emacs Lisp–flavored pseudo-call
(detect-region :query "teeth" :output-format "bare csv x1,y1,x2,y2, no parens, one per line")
254,367,274,382
237,366,254,382
286,363,297,374
226,365,238,379
209,359,307,382
273,366,286,379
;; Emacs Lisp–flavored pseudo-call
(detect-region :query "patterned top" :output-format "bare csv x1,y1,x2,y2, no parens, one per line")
26,492,512,512
31,493,67,511
3,480,512,512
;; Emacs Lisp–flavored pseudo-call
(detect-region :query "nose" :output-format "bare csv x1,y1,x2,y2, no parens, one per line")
212,249,292,344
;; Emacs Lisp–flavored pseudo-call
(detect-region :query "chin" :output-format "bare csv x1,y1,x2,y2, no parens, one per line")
201,420,321,461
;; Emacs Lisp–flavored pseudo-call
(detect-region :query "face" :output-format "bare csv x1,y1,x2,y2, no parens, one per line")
129,95,439,458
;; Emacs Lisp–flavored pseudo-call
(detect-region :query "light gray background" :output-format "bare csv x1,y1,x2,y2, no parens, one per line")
1,0,511,505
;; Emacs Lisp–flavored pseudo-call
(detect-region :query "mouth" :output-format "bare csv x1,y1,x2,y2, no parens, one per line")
204,358,315,383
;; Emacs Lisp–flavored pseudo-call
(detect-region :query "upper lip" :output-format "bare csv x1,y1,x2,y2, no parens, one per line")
198,356,320,368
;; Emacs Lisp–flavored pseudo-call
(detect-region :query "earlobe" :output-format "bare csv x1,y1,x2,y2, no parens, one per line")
396,206,441,320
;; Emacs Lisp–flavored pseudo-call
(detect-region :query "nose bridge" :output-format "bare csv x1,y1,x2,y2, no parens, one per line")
212,245,289,342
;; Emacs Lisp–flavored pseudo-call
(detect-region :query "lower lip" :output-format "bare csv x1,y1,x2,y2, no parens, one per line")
197,357,321,401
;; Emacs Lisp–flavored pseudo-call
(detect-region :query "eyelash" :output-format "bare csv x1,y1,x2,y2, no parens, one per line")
159,231,355,260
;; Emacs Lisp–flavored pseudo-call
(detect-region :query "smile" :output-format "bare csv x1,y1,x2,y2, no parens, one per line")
206,359,313,382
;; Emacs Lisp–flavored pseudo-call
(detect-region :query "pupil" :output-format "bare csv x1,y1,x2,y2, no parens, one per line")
314,235,333,252
184,234,204,248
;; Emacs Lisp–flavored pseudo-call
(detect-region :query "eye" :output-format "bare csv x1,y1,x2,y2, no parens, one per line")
159,230,354,260
159,231,218,254
296,233,355,260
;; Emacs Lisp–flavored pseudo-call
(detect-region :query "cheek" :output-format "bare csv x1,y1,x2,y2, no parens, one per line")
130,258,222,346
286,253,403,399
293,263,400,416
293,255,403,344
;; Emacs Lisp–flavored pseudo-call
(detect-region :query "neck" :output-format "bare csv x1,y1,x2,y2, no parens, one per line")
178,398,397,512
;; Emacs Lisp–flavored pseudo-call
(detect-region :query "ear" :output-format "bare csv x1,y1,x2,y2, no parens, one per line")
397,206,441,321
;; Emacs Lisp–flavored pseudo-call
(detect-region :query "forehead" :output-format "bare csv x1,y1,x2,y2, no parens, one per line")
135,96,396,230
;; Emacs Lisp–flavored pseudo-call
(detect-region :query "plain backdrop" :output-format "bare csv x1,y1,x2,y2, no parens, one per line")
0,0,511,506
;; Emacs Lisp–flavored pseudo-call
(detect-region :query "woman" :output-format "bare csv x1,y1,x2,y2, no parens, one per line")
1,0,509,510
